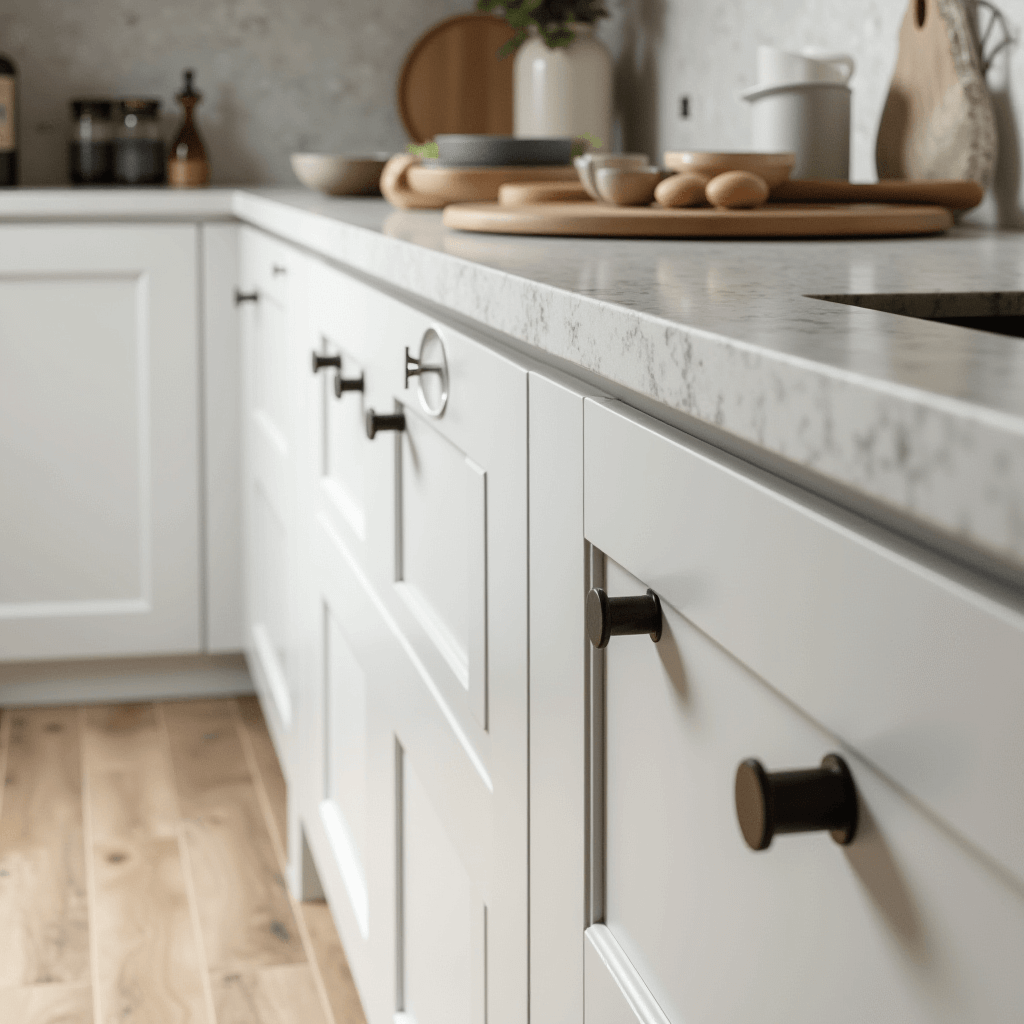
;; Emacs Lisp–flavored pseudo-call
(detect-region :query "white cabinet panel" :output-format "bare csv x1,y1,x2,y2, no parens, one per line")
0,224,200,660
201,223,244,653
239,226,307,775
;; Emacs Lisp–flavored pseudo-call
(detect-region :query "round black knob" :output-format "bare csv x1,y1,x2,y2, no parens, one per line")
365,410,406,439
735,754,857,851
312,352,342,373
586,588,662,648
334,373,365,398
234,289,259,305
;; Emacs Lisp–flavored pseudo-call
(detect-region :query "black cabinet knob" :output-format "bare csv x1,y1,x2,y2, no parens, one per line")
735,754,857,851
587,588,662,648
365,410,405,439
334,373,365,398
311,352,342,373
272,264,287,277
234,289,259,305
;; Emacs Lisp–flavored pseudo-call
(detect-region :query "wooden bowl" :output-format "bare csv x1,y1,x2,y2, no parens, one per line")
290,153,391,196
663,151,796,188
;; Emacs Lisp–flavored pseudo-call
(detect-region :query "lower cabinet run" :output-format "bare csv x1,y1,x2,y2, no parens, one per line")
235,229,1024,1024
255,250,530,1024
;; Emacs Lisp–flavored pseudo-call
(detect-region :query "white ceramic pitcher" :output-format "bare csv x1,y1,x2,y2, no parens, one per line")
756,45,855,88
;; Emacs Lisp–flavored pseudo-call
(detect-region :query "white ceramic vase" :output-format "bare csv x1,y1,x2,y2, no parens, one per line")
513,24,613,150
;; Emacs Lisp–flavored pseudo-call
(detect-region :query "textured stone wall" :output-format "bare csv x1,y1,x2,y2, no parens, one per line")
0,0,470,185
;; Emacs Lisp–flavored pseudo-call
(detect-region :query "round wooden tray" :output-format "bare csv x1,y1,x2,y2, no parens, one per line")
398,14,515,144
442,201,954,238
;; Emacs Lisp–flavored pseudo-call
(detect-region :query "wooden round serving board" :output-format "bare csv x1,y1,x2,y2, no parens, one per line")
442,201,954,238
398,15,515,143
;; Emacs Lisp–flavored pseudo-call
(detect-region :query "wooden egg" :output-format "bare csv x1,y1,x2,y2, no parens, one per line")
654,172,710,208
705,170,770,209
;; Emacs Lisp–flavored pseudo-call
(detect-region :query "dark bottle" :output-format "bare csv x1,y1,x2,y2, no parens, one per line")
0,53,17,186
167,70,210,188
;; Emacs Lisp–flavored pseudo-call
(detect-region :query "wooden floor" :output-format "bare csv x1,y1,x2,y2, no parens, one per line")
0,697,367,1024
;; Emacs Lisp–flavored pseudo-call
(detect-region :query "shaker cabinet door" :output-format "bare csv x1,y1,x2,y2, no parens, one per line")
238,227,308,776
0,224,201,661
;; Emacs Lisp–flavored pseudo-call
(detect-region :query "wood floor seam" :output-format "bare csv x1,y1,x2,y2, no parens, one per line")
155,702,219,1024
78,707,103,1024
0,710,11,838
231,700,337,1024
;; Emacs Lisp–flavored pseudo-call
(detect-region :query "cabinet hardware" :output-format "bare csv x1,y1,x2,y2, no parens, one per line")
735,754,858,851
234,289,259,305
272,264,287,276
365,409,406,439
586,588,662,648
334,372,365,398
311,352,342,373
405,346,444,388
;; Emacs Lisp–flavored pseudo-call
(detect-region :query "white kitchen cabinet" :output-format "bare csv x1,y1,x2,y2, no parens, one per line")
238,226,309,778
294,265,529,1024
575,397,1024,1023
0,224,201,661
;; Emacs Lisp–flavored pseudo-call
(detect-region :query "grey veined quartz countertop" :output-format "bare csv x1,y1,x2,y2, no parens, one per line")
4,187,1024,578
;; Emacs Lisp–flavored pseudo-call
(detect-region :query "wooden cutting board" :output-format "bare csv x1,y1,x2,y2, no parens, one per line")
442,201,954,239
875,0,997,186
770,177,983,209
398,14,515,144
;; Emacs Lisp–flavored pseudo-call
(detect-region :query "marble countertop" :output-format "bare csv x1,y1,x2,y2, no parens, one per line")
3,187,1023,576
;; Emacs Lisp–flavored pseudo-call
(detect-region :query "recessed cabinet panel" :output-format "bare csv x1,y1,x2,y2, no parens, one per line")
402,756,480,1024
251,484,291,723
326,606,369,875
598,556,1024,1024
399,412,488,713
323,349,368,540
253,294,291,448
0,276,143,606
0,224,200,660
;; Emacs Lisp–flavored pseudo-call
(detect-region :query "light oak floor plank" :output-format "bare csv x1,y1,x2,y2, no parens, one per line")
90,837,210,1024
0,982,94,1024
83,704,211,1024
83,704,179,844
0,708,90,987
210,964,329,1024
236,697,287,855
300,902,367,1024
162,701,305,972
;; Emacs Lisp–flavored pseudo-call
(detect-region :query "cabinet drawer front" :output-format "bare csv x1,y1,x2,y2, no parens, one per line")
250,232,293,305
595,556,1024,1024
584,398,1024,884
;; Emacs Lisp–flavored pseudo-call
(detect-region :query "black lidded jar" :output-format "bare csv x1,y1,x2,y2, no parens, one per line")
113,98,165,185
0,53,17,186
70,99,115,184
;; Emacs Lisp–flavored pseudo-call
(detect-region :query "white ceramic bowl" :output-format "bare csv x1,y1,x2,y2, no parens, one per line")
594,166,668,206
574,153,651,201
290,153,391,196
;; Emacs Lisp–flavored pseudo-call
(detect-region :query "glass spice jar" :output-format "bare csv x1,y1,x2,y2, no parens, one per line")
113,98,165,185
69,99,114,184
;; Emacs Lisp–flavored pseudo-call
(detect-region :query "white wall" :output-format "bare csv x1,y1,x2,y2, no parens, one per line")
0,0,468,185
604,0,1024,226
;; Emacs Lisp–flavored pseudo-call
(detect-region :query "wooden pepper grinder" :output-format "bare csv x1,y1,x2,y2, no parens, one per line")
167,70,209,187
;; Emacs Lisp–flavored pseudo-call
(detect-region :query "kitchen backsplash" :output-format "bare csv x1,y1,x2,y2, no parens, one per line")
3,0,1022,226
0,0,469,186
